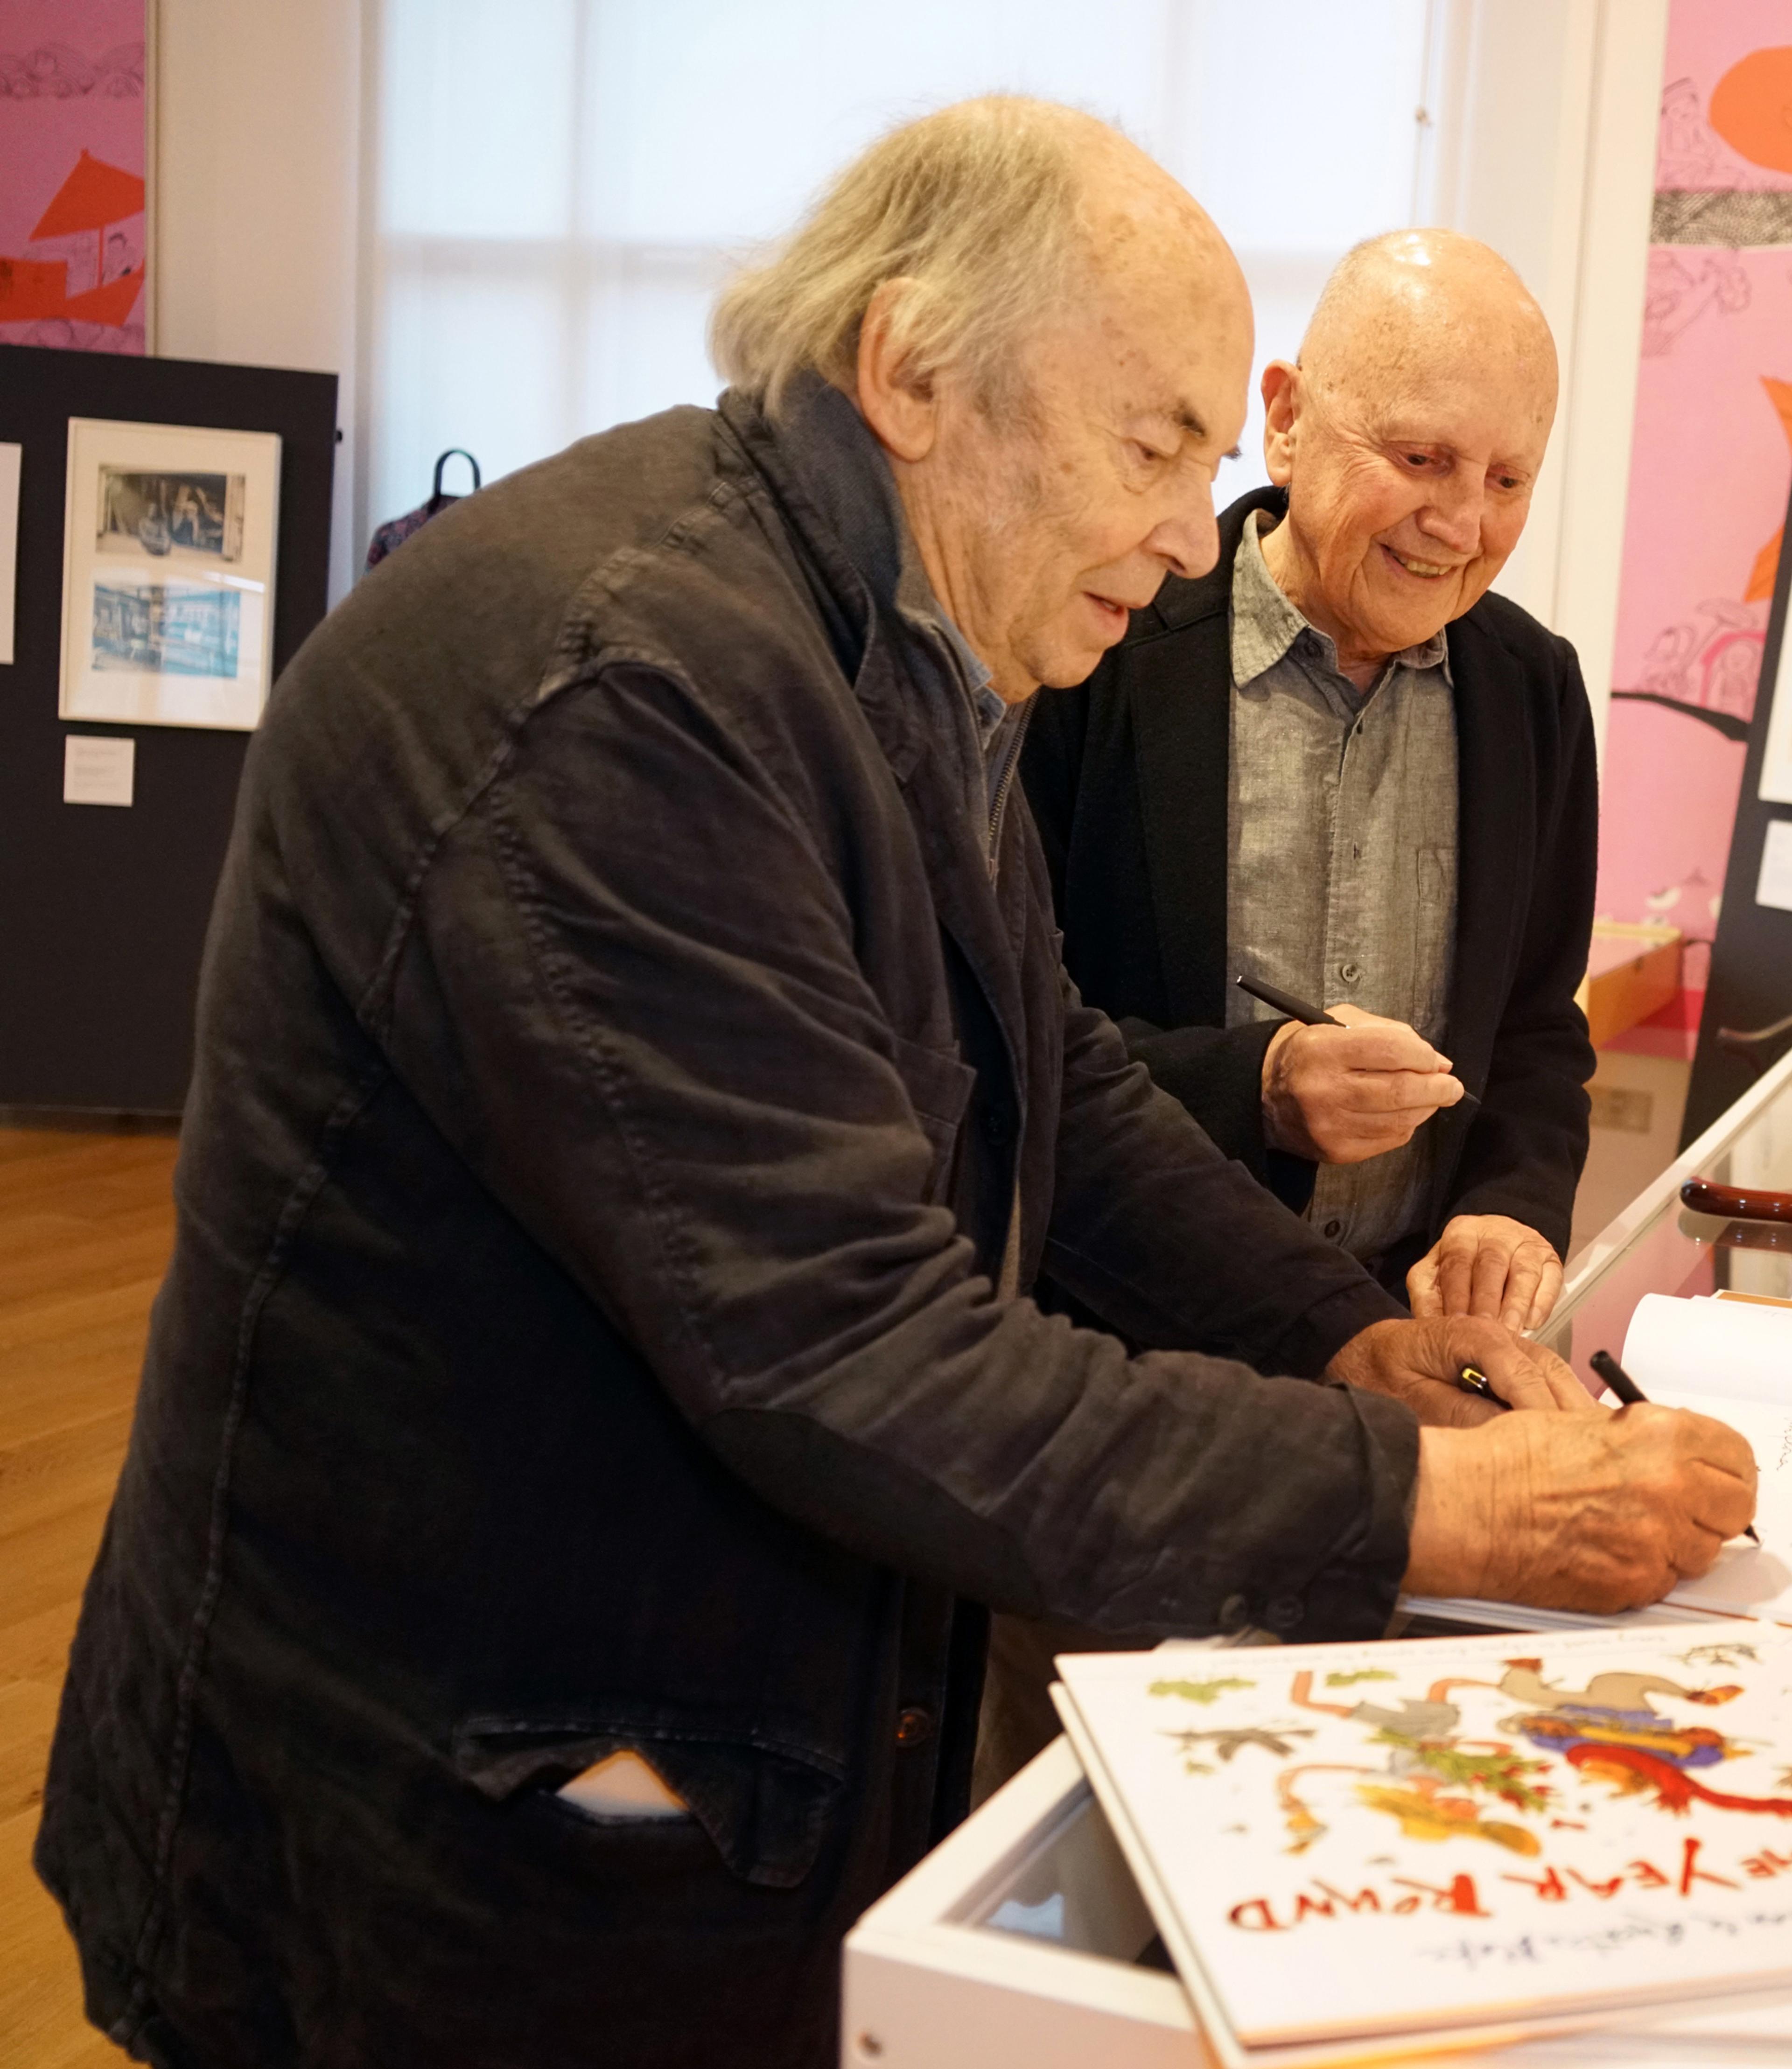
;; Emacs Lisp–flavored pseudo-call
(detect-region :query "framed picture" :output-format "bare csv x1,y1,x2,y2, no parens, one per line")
59,416,282,730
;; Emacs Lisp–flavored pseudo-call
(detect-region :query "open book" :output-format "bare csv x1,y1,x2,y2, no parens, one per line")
1051,1623,1792,2069
1405,1292,1792,1635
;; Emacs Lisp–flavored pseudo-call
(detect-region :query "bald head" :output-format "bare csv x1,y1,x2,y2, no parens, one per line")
1302,229,1556,431
1257,229,1558,683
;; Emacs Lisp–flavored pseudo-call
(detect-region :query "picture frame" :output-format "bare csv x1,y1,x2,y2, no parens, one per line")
59,414,282,731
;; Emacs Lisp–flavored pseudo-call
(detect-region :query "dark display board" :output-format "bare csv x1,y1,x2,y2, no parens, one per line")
1684,470,1792,1146
0,345,336,1112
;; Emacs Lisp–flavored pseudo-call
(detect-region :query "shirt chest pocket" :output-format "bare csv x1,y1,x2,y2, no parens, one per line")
1412,845,1455,1039
889,1034,976,1207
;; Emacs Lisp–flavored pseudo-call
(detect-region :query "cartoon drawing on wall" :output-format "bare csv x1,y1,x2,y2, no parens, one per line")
1596,5,1792,944
1623,598,1764,739
1641,247,1750,356
0,4,149,354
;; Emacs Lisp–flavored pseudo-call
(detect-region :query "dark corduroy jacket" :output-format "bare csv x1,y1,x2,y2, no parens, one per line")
38,393,1415,2069
1023,487,1597,1282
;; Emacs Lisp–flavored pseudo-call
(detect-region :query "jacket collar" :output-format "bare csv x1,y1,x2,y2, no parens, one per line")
717,377,1030,1086
1136,483,1288,639
1120,482,1527,1100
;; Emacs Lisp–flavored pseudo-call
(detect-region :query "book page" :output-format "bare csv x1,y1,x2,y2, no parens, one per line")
1621,1292,1792,1405
1055,1625,1792,2061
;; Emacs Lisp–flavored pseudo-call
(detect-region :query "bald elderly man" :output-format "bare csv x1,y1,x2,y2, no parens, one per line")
41,116,1749,2069
1025,231,1594,1329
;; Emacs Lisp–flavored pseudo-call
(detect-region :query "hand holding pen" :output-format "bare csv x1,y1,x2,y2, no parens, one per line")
1237,973,1479,1168
1591,1348,1761,1545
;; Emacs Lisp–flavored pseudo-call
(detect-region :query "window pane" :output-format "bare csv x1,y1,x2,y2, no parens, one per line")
579,0,1175,245
581,252,727,432
1194,0,1429,252
382,0,578,237
368,0,1429,532
373,264,567,523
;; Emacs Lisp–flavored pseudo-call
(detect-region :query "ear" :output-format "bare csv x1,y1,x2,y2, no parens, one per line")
1260,360,1300,489
854,279,938,464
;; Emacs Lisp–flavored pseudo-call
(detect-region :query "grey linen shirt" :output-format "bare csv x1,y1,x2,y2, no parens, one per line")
1225,510,1459,1265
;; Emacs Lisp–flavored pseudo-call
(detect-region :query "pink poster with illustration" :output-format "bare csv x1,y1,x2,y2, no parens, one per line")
1598,1,1792,972
0,0,147,353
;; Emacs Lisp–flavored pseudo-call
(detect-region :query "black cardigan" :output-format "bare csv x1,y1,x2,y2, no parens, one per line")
1023,486,1597,1272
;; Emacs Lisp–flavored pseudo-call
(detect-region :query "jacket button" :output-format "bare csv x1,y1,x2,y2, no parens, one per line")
895,1706,935,1748
1323,1218,1344,1239
1217,1593,1251,1633
1265,1595,1304,1633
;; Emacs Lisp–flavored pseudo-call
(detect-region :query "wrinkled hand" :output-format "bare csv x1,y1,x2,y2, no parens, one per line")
1261,1004,1464,1164
1328,1314,1598,1425
1408,1215,1564,1332
1404,1404,1759,1611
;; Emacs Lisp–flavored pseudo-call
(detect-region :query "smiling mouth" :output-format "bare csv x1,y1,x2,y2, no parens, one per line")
1381,544,1459,579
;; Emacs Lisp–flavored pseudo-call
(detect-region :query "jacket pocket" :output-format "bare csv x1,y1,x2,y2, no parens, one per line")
889,1034,975,1205
451,1705,847,1890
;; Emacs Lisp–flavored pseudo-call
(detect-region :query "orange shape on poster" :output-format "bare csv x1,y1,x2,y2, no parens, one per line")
1744,377,1792,604
29,150,146,241
1710,46,1792,175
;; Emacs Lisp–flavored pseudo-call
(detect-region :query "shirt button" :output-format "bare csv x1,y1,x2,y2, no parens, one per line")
895,1706,935,1749
1217,1593,1251,1633
1339,961,1360,985
1323,1218,1344,1240
982,1107,1010,1146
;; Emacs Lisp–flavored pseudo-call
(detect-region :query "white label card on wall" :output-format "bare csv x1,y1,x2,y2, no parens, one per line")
0,441,20,667
1757,816,1792,913
63,733,136,808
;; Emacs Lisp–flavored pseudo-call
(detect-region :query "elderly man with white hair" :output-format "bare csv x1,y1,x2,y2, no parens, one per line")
1026,231,1593,1329
39,104,1751,2069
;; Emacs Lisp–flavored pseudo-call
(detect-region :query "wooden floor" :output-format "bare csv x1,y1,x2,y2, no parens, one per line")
0,1120,179,2069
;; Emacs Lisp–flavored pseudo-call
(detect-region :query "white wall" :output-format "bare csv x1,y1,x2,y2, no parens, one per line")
154,0,363,603
1426,0,1666,755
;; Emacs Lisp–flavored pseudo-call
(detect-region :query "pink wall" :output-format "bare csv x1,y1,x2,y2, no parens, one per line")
0,0,147,353
1598,0,1792,973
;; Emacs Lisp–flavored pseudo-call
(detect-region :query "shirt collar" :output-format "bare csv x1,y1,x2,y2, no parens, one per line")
933,611,1009,748
1229,508,1452,692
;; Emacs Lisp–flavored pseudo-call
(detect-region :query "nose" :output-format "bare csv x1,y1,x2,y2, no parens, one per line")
1150,480,1221,582
1419,470,1485,557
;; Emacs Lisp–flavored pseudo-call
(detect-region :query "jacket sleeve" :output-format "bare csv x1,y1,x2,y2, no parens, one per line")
1444,637,1597,1258
380,662,1417,1645
1114,1016,1317,1213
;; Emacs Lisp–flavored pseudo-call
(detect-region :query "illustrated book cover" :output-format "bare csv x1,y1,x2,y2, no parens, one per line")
1052,1624,1792,2067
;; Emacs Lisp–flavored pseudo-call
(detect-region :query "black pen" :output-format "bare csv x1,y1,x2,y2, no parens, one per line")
1233,973,1481,1115
1591,1348,1762,1545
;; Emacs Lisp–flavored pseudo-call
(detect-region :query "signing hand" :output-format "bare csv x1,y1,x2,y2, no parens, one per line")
1408,1214,1563,1332
1327,1314,1599,1425
1404,1404,1759,1612
1261,1004,1464,1164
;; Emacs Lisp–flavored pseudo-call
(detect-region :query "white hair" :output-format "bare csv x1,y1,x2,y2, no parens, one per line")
708,96,1104,423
